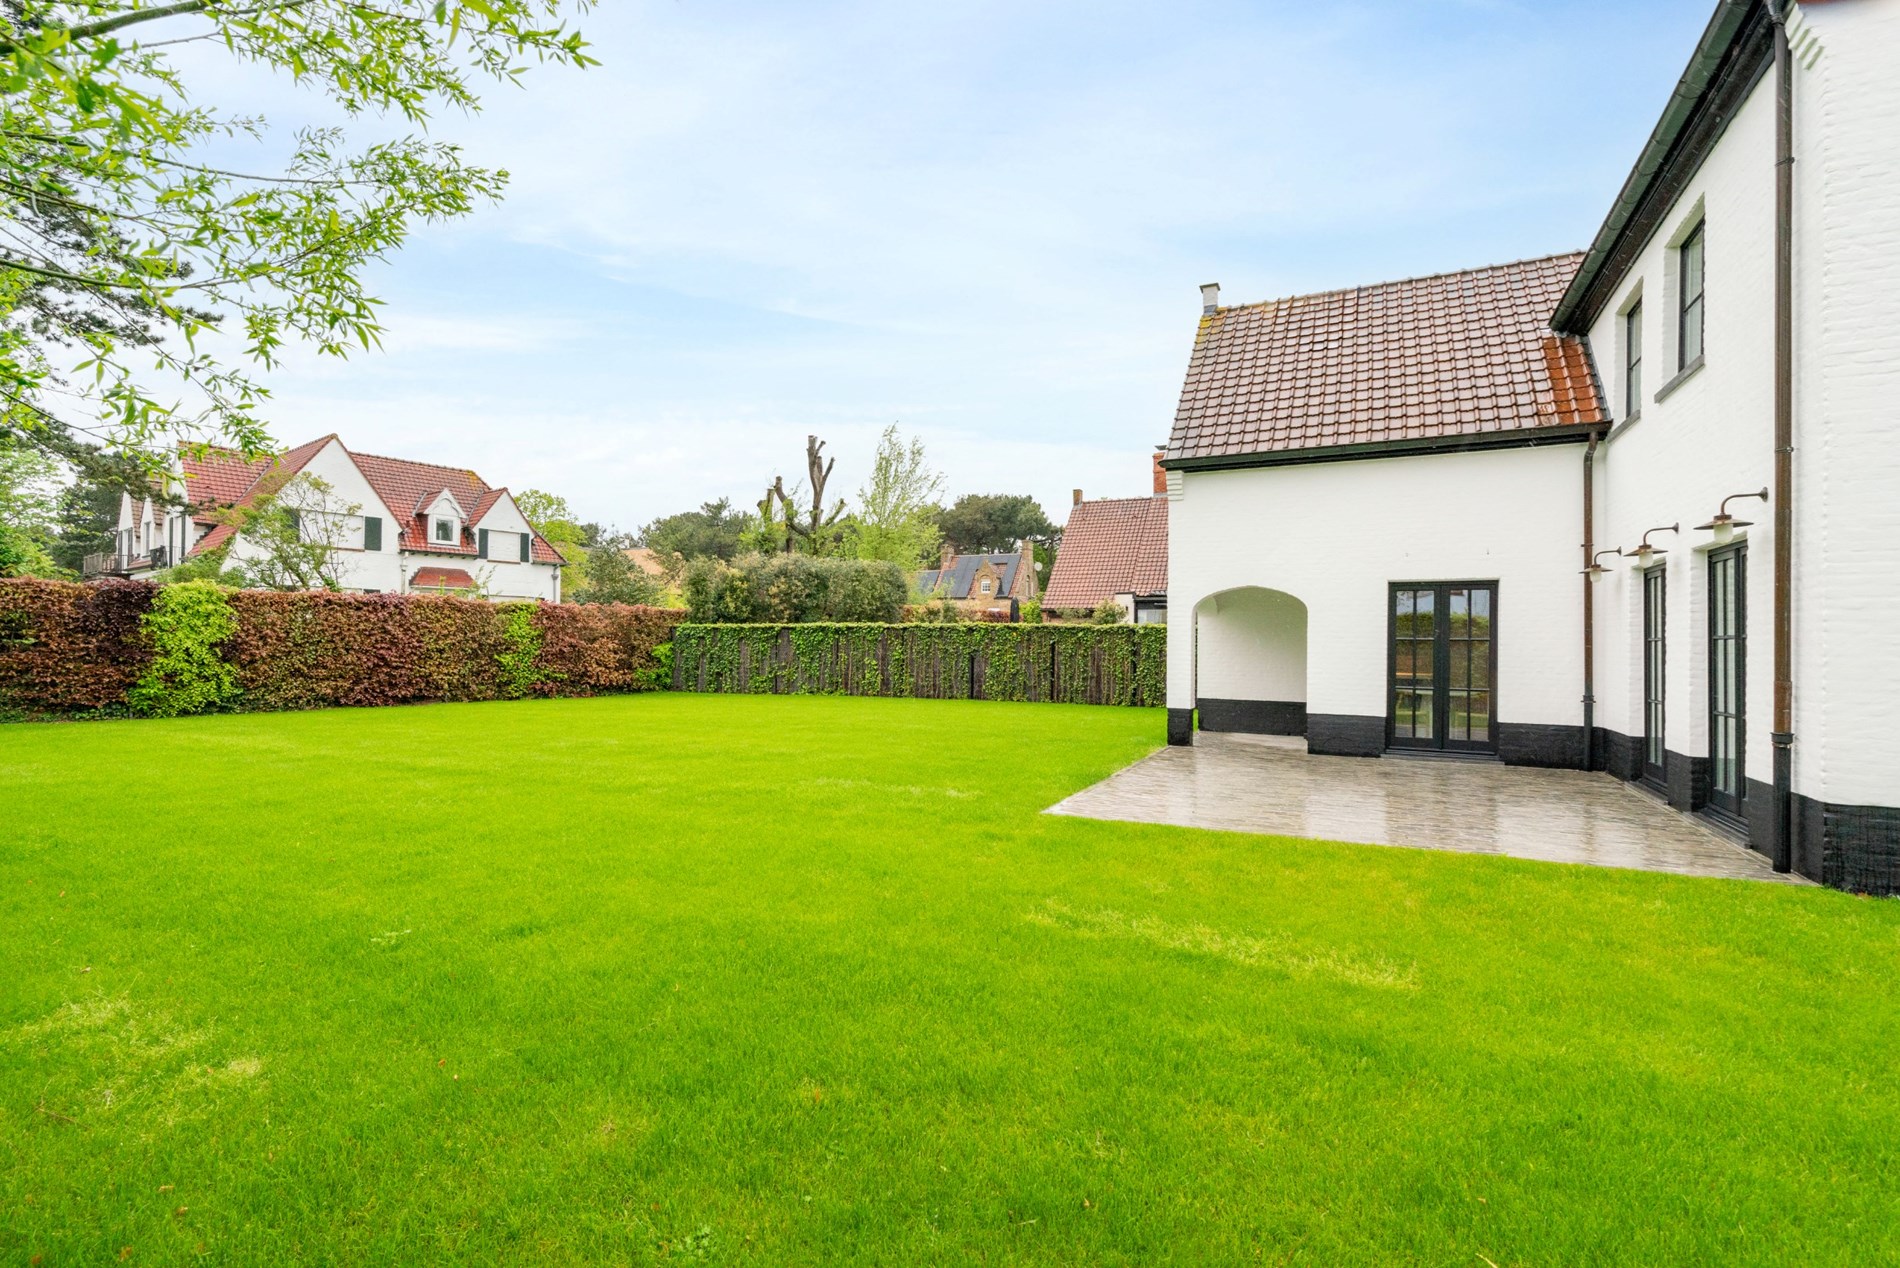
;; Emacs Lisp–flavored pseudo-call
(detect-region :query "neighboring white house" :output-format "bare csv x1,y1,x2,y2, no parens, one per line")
95,434,564,601
1161,0,1899,891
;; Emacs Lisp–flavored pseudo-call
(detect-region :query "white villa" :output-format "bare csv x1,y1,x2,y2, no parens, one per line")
96,434,565,601
1160,0,1898,891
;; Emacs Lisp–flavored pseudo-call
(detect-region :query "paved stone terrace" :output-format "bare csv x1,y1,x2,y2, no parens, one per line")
1049,733,1805,883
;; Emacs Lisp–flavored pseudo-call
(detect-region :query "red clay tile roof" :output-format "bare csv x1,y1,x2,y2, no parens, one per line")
350,452,562,564
1044,495,1168,609
1164,253,1607,466
184,436,335,558
180,449,271,508
410,566,480,590
181,438,561,565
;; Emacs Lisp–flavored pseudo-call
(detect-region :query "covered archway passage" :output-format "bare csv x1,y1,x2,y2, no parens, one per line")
1194,587,1308,736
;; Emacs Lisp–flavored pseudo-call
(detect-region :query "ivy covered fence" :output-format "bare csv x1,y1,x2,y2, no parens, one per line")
671,623,1166,707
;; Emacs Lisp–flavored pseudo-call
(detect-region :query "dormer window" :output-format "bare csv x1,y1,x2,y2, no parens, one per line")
433,516,456,543
979,577,993,595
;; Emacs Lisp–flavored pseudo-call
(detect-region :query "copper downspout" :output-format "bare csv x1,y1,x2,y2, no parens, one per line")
1582,430,1602,772
1766,0,1795,873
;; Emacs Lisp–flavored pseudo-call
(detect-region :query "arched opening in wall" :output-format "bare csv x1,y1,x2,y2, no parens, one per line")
1194,587,1309,736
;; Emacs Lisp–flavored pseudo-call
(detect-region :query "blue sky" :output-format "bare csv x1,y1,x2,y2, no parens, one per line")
233,0,1716,531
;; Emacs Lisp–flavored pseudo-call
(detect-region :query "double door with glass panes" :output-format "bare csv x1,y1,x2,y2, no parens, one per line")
1388,583,1496,753
1707,545,1747,820
1642,567,1667,786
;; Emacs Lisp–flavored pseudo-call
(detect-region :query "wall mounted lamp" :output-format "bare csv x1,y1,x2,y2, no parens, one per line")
1628,523,1679,569
1582,548,1625,579
1694,487,1769,545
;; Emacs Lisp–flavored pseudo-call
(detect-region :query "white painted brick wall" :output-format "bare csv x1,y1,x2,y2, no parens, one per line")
1797,0,1900,807
1167,444,1584,726
1586,0,1900,807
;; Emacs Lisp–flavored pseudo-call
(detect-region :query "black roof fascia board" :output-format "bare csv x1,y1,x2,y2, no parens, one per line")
1552,0,1773,333
1160,424,1605,474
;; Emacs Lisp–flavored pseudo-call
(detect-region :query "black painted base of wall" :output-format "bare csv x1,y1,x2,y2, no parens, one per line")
1198,698,1307,737
1821,802,1900,894
1585,727,1900,893
1496,722,1586,770
1307,713,1385,758
1167,708,1193,747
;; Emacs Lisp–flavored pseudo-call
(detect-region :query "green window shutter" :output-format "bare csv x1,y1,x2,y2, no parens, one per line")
478,528,489,559
519,532,531,563
363,516,382,551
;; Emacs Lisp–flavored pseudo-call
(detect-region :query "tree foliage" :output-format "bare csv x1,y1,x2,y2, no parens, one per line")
682,553,906,625
214,472,358,591
0,435,64,575
846,424,942,569
0,0,594,487
573,541,662,607
937,494,1055,554
639,497,753,564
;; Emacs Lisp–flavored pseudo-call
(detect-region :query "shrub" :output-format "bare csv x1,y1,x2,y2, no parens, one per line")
684,553,906,624
0,578,153,714
496,602,543,699
0,578,684,717
129,581,241,717
1092,600,1128,626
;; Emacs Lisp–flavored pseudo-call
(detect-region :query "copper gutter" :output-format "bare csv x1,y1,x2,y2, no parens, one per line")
1582,430,1602,772
1765,0,1795,873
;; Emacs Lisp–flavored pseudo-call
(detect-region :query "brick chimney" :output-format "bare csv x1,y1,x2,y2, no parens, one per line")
940,541,956,570
1152,448,1167,495
1072,488,1083,507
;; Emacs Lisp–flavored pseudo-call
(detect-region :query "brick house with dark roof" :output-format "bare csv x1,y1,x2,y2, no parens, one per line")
915,539,1038,618
103,435,564,601
1043,455,1169,623
1160,0,1900,892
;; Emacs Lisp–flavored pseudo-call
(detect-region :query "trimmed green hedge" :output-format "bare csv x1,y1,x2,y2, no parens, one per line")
672,623,1166,707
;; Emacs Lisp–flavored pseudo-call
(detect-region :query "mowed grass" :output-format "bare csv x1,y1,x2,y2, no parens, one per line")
3,695,1898,1265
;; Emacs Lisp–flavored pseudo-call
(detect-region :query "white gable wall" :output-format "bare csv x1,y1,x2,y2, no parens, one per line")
1167,443,1584,741
221,439,406,593
468,492,559,601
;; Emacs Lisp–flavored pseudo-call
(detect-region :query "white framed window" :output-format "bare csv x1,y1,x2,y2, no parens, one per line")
433,516,456,543
979,578,993,595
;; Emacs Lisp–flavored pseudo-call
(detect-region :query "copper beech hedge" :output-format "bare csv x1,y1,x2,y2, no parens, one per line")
0,578,683,717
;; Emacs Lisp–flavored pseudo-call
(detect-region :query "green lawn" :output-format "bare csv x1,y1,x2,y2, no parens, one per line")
3,695,1897,1265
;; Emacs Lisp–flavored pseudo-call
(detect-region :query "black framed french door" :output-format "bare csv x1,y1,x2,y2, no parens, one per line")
1642,566,1667,786
1388,582,1497,753
1707,545,1747,820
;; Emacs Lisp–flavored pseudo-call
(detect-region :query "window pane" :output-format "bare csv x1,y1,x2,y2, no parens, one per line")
1626,302,1643,415
1683,299,1704,365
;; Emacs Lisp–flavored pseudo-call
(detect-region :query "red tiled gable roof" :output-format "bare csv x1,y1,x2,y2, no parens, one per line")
349,452,562,564
1164,253,1607,466
1044,495,1168,609
410,566,479,591
184,435,335,557
180,448,271,509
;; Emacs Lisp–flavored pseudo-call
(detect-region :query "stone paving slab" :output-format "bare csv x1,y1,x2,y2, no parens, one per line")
1048,733,1806,883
